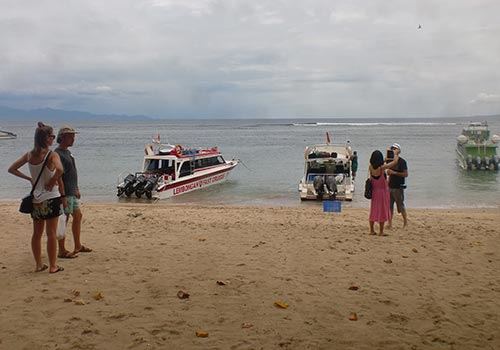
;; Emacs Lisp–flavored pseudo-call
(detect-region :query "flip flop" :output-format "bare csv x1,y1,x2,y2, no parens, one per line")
50,266,64,274
58,251,78,259
35,264,48,272
75,246,92,253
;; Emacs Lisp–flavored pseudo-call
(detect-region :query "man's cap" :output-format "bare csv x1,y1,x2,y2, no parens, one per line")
391,143,401,152
57,126,79,137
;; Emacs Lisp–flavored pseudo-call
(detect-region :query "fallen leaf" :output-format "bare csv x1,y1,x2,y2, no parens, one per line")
349,312,358,321
195,331,209,337
72,290,81,297
64,298,73,303
348,286,359,291
177,290,190,299
92,291,104,300
198,238,207,242
74,299,86,305
241,323,254,328
274,301,289,309
216,280,227,286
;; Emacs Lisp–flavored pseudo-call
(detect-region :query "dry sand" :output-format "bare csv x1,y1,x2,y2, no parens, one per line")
0,201,499,350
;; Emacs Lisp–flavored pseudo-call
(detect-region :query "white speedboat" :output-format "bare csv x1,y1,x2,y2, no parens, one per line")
298,137,355,201
0,128,16,140
117,142,239,200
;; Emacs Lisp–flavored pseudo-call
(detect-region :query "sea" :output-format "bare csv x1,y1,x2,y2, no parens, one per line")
1,117,499,209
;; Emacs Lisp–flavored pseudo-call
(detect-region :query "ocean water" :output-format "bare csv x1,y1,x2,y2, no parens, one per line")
1,117,499,209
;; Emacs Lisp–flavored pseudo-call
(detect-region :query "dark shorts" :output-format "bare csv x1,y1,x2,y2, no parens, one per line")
31,197,62,221
389,188,405,213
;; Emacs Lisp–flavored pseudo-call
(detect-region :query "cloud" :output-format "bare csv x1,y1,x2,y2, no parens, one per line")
470,92,500,104
1,0,500,117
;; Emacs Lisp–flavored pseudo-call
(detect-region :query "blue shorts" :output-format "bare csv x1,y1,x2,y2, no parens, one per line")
32,197,62,221
64,196,80,214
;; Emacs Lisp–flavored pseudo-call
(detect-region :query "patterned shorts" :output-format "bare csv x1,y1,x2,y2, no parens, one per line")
31,197,62,221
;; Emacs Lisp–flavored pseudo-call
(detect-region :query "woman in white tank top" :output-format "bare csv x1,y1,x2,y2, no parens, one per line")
8,122,67,274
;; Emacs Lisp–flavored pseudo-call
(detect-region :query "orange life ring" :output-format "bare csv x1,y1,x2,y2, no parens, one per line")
174,144,183,157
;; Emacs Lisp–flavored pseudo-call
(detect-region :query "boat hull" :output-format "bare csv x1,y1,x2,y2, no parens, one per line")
153,162,238,200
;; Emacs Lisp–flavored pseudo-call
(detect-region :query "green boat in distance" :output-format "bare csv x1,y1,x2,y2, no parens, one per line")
456,121,499,170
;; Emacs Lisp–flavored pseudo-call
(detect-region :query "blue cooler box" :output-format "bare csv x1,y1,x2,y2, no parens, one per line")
323,201,341,212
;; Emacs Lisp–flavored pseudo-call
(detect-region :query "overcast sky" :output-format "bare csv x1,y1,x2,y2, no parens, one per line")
1,0,500,118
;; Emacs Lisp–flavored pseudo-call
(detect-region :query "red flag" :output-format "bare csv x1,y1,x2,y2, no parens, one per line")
326,132,331,144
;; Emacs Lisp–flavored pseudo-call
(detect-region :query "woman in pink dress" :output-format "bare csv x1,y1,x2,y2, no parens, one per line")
368,150,399,235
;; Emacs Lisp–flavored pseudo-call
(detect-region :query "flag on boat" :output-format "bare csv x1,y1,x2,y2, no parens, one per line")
326,132,331,144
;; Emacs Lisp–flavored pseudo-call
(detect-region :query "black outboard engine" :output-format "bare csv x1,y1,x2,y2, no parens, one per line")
466,154,473,170
136,175,158,199
492,155,499,171
313,176,325,200
473,156,482,170
117,174,137,197
324,175,337,199
130,174,147,198
483,156,490,170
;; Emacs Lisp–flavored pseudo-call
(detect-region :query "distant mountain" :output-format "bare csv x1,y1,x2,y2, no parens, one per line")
0,105,152,121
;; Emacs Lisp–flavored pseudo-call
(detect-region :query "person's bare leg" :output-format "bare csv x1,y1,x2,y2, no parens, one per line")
32,220,45,271
46,217,60,272
379,222,386,236
71,209,84,252
402,210,408,227
369,221,376,235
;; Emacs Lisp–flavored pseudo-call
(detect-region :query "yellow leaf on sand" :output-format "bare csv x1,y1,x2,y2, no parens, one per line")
274,301,288,309
74,299,86,305
196,331,209,337
92,291,104,300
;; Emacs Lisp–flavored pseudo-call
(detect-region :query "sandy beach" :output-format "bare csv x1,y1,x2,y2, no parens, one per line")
0,201,499,350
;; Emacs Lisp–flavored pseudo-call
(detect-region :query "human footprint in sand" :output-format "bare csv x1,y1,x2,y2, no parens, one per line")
368,150,399,236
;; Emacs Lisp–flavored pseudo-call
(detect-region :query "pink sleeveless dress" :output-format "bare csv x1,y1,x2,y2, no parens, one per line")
369,173,391,222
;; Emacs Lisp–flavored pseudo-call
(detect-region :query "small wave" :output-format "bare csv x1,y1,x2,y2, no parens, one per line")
293,122,459,127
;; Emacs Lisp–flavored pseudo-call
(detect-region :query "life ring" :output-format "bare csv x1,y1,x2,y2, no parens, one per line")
174,144,183,157
144,144,154,155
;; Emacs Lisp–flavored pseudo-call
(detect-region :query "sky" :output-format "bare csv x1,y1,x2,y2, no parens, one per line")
1,0,500,119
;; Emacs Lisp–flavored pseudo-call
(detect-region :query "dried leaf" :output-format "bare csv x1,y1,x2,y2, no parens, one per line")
177,290,190,299
64,298,73,303
74,299,86,305
216,280,227,286
349,312,358,321
274,301,288,309
348,286,359,291
92,291,104,300
195,331,209,337
72,290,80,297
241,323,254,328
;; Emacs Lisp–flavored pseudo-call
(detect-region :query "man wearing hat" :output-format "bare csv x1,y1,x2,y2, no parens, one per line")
387,143,408,228
55,126,92,258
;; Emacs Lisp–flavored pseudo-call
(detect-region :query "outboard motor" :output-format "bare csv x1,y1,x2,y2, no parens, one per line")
473,156,482,170
117,174,137,197
492,155,499,171
136,175,158,199
313,176,325,200
466,154,473,170
130,174,147,198
324,175,337,199
483,156,490,170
